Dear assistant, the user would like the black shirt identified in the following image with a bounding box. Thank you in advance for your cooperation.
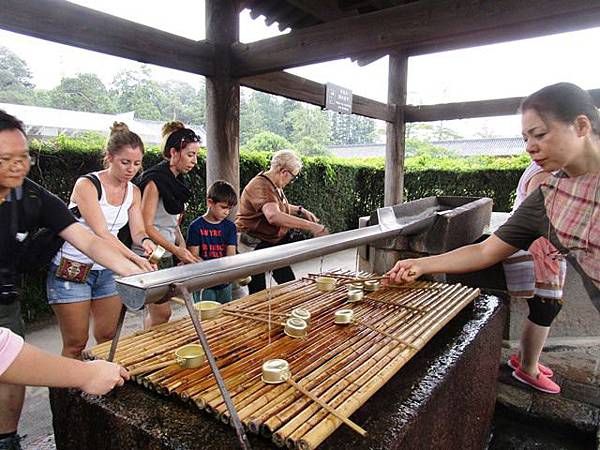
[0,178,77,270]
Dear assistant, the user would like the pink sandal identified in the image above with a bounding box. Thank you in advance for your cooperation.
[508,354,553,377]
[512,367,560,394]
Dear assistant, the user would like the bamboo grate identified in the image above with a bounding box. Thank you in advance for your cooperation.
[86,271,480,450]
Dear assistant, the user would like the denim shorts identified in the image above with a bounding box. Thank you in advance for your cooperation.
[47,264,118,304]
[193,284,233,304]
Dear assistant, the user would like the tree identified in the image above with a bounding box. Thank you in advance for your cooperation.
[159,79,205,124]
[46,73,116,113]
[329,112,376,144]
[294,136,330,157]
[0,46,35,104]
[405,122,462,141]
[110,67,168,121]
[287,106,331,146]
[239,90,298,145]
[405,138,458,158]
[245,131,291,153]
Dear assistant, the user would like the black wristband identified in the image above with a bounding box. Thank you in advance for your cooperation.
[141,236,152,245]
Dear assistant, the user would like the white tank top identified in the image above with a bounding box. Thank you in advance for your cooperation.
[53,172,134,270]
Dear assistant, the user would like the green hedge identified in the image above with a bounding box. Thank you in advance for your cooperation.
[20,138,528,321]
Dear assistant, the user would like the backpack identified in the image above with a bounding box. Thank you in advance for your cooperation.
[16,174,131,273]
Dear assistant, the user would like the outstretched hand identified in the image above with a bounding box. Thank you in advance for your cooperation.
[384,259,422,284]
[80,360,130,395]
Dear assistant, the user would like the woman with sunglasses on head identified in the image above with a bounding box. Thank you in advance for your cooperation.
[47,122,156,359]
[387,82,600,395]
[236,149,328,294]
[134,121,201,327]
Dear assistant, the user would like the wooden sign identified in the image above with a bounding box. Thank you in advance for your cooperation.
[325,82,352,114]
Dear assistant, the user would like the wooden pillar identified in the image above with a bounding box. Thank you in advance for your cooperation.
[205,0,240,197]
[384,51,408,206]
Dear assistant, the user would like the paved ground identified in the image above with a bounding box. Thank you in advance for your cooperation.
[15,246,600,449]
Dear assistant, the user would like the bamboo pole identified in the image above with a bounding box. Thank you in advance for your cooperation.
[286,378,366,437]
[83,275,480,449]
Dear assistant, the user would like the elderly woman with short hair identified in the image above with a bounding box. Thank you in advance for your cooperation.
[236,150,328,294]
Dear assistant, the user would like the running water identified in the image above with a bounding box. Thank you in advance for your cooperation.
[266,271,273,348]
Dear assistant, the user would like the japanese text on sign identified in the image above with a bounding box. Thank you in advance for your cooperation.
[325,82,352,114]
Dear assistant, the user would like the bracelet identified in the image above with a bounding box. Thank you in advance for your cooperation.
[298,206,304,215]
[141,236,152,245]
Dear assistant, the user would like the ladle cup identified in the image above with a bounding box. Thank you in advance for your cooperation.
[261,359,367,437]
[128,344,206,376]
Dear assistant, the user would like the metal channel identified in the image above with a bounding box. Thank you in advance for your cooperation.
[116,207,437,310]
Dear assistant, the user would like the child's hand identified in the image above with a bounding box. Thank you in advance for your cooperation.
[175,247,200,264]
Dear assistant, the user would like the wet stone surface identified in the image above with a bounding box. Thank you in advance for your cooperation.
[50,294,506,450]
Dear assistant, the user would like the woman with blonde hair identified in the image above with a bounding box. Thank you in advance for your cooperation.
[47,122,156,358]
[237,149,328,294]
[134,121,201,327]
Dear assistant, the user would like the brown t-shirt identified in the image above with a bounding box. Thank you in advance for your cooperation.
[236,173,291,243]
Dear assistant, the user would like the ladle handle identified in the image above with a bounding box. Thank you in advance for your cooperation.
[286,378,367,437]
[128,359,176,376]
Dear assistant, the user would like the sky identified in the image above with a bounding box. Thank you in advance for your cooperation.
[3,0,600,138]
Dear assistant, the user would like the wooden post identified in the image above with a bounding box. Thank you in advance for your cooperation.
[384,51,408,207]
[205,0,240,201]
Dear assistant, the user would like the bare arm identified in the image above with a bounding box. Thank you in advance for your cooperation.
[140,181,178,255]
[59,223,144,276]
[289,204,319,223]
[386,234,519,284]
[140,182,198,264]
[226,245,236,257]
[262,203,328,236]
[1,341,129,395]
[127,186,156,255]
[72,179,153,271]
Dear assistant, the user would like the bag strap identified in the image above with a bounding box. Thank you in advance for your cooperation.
[70,173,102,218]
[80,173,102,200]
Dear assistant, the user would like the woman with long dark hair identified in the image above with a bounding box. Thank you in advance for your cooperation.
[134,121,201,327]
[387,82,600,395]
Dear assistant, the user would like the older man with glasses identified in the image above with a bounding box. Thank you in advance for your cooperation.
[236,149,328,294]
[0,110,148,450]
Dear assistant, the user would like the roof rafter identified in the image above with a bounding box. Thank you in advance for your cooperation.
[232,0,600,76]
[0,0,215,77]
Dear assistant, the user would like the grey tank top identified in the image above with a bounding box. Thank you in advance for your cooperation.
[133,197,178,257]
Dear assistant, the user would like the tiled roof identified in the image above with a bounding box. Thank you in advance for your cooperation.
[328,137,525,158]
[0,103,206,145]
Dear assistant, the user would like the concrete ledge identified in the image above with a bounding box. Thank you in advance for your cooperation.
[50,294,506,450]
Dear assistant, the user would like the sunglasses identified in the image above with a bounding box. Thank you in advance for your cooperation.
[166,129,201,151]
[179,132,201,150]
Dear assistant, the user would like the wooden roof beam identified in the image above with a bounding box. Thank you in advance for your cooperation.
[241,71,394,122]
[232,0,600,76]
[404,89,600,123]
[285,0,356,22]
[0,0,215,77]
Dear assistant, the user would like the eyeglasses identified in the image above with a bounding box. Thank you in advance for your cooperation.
[0,153,31,169]
[285,169,299,183]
